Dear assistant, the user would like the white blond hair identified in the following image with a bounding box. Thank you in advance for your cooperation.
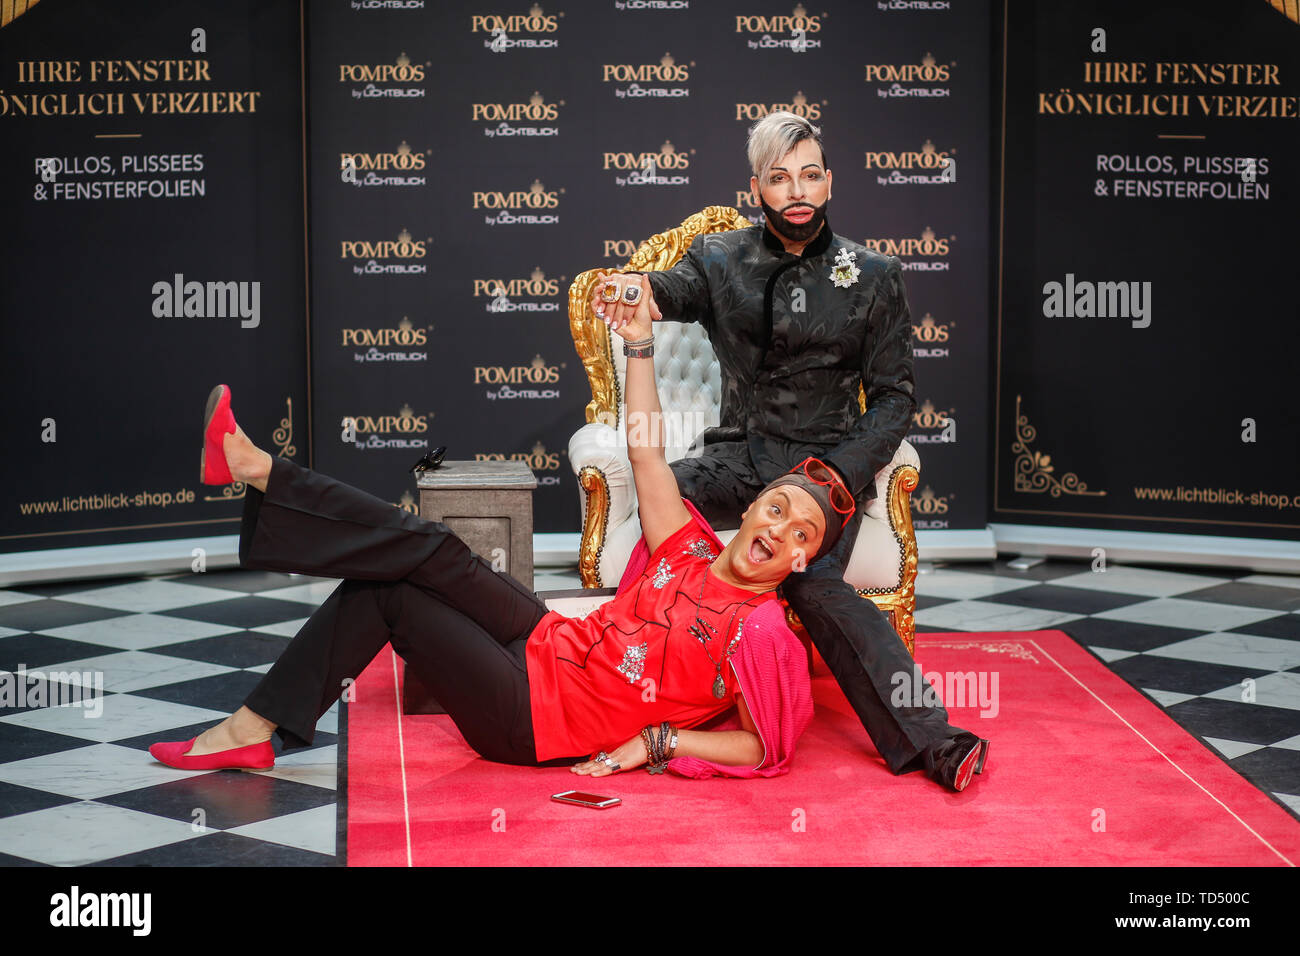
[746,111,826,181]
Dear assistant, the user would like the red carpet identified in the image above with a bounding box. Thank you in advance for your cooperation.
[345,631,1300,866]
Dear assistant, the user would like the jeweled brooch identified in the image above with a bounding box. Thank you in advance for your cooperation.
[830,247,862,289]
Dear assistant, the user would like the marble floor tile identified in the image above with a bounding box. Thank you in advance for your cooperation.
[915,600,1083,633]
[263,745,338,791]
[40,613,238,651]
[913,570,1039,601]
[0,743,215,800]
[1142,688,1197,708]
[248,618,311,638]
[1088,646,1136,663]
[1239,574,1300,591]
[1202,737,1264,760]
[1203,672,1300,712]
[255,581,340,607]
[1145,632,1300,673]
[0,691,226,744]
[1092,598,1278,633]
[0,800,208,866]
[227,803,337,856]
[59,579,246,614]
[1049,565,1230,598]
[40,650,236,694]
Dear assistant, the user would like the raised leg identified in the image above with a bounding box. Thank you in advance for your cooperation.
[239,455,547,642]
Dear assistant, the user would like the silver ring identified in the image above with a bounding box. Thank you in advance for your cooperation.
[622,284,642,306]
[594,751,608,763]
[604,757,620,771]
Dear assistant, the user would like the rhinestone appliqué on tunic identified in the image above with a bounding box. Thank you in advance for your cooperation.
[728,619,745,656]
[682,538,718,561]
[615,641,648,683]
[651,558,674,589]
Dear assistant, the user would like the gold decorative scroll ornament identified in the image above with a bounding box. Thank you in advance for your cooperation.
[1011,395,1105,498]
[203,395,295,501]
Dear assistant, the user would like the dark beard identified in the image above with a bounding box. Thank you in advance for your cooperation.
[760,196,828,244]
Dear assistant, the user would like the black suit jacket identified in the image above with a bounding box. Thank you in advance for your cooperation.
[645,220,916,500]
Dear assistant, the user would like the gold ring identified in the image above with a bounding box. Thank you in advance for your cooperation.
[599,280,620,303]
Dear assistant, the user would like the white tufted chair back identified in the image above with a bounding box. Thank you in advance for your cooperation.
[611,321,721,463]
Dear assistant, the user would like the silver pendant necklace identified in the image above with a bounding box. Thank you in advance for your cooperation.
[687,567,760,699]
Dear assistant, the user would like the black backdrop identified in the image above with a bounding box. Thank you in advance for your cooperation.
[0,0,308,553]
[16,1,1289,557]
[994,0,1299,541]
[306,0,992,534]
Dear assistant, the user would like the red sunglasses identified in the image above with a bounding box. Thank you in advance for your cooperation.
[793,457,855,529]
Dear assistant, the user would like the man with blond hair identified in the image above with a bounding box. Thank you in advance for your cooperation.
[592,112,988,791]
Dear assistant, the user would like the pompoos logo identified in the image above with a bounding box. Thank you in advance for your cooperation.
[864,51,953,99]
[735,89,822,121]
[474,354,563,401]
[605,140,693,187]
[342,315,431,363]
[862,226,952,272]
[605,52,692,99]
[340,141,429,188]
[475,90,563,138]
[341,140,428,172]
[340,51,428,99]
[474,179,562,225]
[343,404,433,451]
[476,266,563,314]
[867,139,957,187]
[911,313,951,358]
[340,228,430,276]
[473,3,561,52]
[736,3,822,51]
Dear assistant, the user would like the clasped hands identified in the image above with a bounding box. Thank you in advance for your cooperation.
[590,271,661,344]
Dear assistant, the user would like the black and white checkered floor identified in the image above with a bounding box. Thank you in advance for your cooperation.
[0,557,1297,866]
[0,569,344,867]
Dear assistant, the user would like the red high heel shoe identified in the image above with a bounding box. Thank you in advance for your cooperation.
[201,384,238,485]
[149,736,275,771]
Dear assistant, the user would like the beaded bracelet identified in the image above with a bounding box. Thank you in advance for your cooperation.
[623,336,654,360]
[644,724,667,774]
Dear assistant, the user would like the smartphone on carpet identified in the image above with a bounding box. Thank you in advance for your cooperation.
[551,790,621,809]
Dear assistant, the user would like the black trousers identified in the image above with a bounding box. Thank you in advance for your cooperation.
[670,443,963,774]
[238,457,577,766]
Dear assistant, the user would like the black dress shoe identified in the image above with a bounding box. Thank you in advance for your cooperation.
[927,732,987,792]
[975,737,990,775]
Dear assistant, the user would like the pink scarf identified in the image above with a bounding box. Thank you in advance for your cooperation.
[617,501,814,778]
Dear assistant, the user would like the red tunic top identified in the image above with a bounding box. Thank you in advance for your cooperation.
[525,519,777,761]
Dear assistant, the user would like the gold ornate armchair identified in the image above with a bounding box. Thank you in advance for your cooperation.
[566,206,922,654]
